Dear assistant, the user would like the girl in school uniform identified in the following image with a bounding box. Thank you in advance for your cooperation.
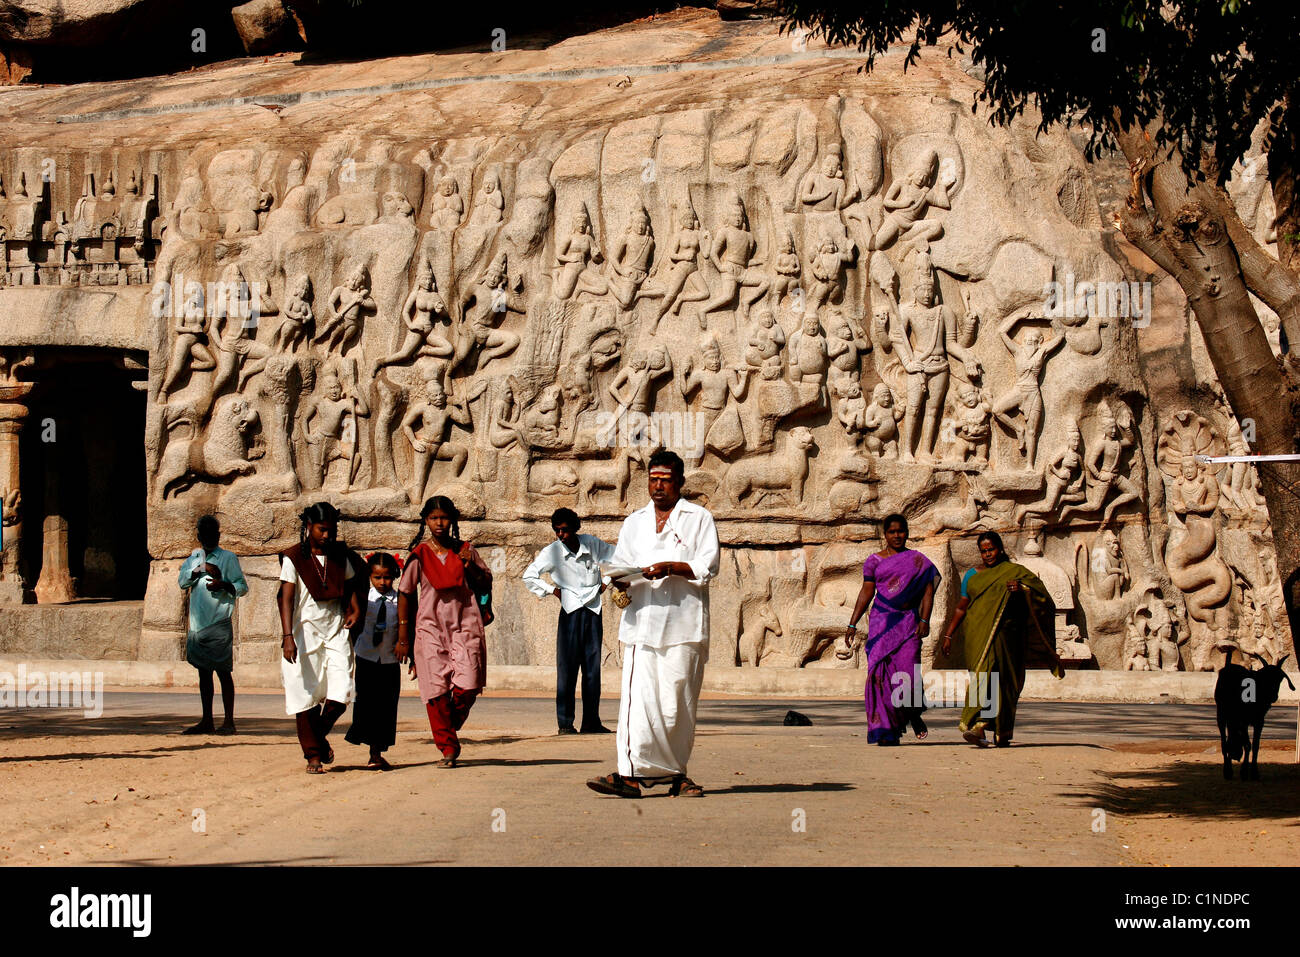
[346,552,403,770]
[277,502,361,774]
[394,496,493,768]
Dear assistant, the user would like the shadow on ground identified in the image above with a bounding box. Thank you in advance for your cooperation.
[1069,754,1300,823]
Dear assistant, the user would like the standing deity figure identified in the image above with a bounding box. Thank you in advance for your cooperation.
[770,229,802,309]
[1014,417,1087,524]
[678,336,750,458]
[373,269,453,375]
[744,308,786,376]
[872,148,955,254]
[1086,529,1128,601]
[833,378,868,442]
[1059,402,1142,527]
[608,346,673,416]
[647,202,711,331]
[318,265,375,357]
[890,260,980,462]
[861,383,902,458]
[789,313,830,395]
[1126,588,1182,672]
[799,148,860,212]
[273,273,313,353]
[210,263,275,397]
[991,313,1064,468]
[826,310,871,387]
[702,196,769,325]
[455,252,524,372]
[158,284,215,401]
[429,175,464,232]
[947,385,992,465]
[302,365,371,490]
[806,234,857,313]
[607,205,656,310]
[469,169,504,226]
[552,205,606,301]
[1156,411,1232,665]
[401,376,477,502]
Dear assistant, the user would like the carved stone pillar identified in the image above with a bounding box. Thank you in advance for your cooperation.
[34,453,77,604]
[0,386,33,603]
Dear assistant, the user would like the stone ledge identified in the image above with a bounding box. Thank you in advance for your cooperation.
[2,657,1294,704]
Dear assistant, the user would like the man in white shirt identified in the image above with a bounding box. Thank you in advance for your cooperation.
[587,450,720,799]
[523,508,615,734]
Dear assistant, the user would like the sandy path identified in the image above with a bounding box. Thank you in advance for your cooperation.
[1,692,1294,866]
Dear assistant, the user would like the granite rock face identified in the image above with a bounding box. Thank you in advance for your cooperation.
[0,9,1289,675]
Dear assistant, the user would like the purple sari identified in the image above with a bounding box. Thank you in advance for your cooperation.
[862,549,940,743]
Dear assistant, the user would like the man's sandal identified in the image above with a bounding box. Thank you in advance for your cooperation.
[586,773,641,798]
[669,776,704,797]
[306,762,326,774]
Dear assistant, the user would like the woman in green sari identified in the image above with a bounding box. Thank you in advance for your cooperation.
[939,531,1057,747]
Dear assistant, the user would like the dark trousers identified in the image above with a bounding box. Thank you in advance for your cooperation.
[556,606,603,731]
[295,699,347,761]
[345,657,400,752]
[425,686,479,758]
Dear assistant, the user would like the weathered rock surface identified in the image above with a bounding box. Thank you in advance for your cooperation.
[0,9,1290,678]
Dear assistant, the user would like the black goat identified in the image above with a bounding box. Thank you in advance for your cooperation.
[1214,651,1295,780]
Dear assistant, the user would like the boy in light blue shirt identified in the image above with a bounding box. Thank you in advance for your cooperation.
[178,515,248,735]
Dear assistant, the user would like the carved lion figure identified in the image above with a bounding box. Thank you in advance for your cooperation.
[156,395,260,499]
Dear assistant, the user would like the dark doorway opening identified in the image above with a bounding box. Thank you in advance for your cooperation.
[19,351,148,601]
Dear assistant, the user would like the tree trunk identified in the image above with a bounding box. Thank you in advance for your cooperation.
[1115,125,1300,656]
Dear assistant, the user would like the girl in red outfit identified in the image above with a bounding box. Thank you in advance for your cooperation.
[395,496,493,768]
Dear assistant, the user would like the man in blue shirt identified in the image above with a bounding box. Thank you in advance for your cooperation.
[523,508,615,734]
[178,515,248,735]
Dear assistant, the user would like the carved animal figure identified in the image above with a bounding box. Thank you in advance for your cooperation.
[723,426,815,506]
[579,447,644,506]
[528,461,580,496]
[156,395,260,499]
[738,591,783,666]
[1214,651,1294,780]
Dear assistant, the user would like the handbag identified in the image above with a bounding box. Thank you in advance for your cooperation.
[460,543,494,626]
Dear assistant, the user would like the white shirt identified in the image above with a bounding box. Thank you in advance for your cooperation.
[523,534,616,614]
[611,497,720,652]
[354,584,399,664]
[279,555,356,655]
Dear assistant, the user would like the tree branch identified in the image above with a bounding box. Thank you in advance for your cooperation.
[1216,184,1300,351]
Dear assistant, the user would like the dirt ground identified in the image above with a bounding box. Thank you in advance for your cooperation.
[0,690,1296,866]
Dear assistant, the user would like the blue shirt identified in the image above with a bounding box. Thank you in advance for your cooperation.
[179,547,248,633]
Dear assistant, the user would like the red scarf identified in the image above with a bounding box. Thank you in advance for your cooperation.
[281,542,347,601]
[413,541,467,590]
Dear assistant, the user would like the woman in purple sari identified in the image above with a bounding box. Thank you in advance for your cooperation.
[839,513,939,745]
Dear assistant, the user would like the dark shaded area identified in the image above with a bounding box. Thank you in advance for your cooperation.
[6,1,718,85]
[3,0,248,84]
[19,352,147,601]
[1068,758,1300,823]
[705,781,853,794]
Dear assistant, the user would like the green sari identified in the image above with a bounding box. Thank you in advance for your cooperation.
[958,560,1056,741]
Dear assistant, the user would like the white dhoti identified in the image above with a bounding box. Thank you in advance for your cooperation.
[280,633,353,715]
[616,641,705,779]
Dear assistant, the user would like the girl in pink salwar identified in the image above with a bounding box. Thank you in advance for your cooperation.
[395,496,493,768]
